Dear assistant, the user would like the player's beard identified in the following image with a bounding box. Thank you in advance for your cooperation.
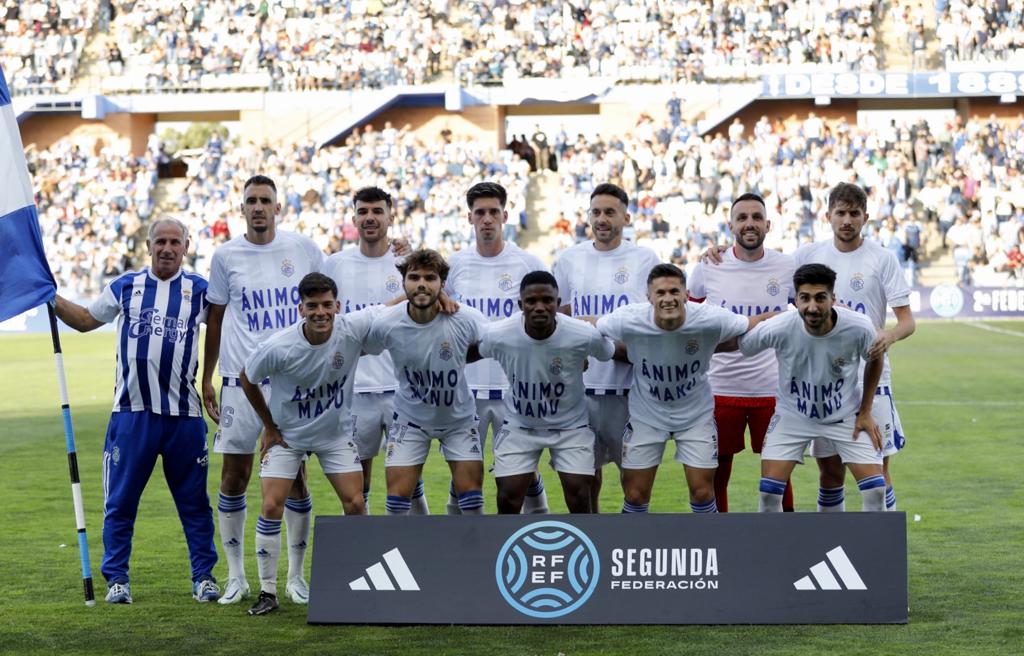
[736,228,765,251]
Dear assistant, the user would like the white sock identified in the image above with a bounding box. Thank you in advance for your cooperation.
[255,516,282,595]
[457,490,485,515]
[283,496,311,582]
[410,480,430,515]
[521,475,550,514]
[817,485,846,513]
[385,495,411,516]
[858,475,887,511]
[446,480,461,515]
[217,492,247,580]
[758,477,785,512]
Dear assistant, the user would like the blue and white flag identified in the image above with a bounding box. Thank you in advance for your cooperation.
[0,65,56,323]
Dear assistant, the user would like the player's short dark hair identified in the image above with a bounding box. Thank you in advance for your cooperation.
[647,263,685,286]
[519,270,558,295]
[590,183,629,208]
[298,272,338,299]
[243,174,277,194]
[397,249,449,282]
[793,263,836,292]
[353,186,393,208]
[466,181,507,209]
[827,182,867,213]
[730,192,766,215]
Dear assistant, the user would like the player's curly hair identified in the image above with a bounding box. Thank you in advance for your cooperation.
[353,186,393,208]
[827,182,867,213]
[397,249,449,282]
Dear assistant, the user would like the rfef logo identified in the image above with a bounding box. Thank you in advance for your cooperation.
[495,521,599,619]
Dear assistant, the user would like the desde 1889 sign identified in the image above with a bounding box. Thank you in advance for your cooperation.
[307,513,908,625]
[762,70,1024,99]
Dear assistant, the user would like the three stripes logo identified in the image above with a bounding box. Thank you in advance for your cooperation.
[793,546,867,591]
[349,548,420,591]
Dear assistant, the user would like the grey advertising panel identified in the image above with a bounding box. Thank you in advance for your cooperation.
[308,513,907,625]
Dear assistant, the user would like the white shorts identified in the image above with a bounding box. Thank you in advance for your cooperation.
[260,440,362,478]
[763,412,883,465]
[384,415,483,467]
[492,423,596,477]
[811,387,905,458]
[350,392,395,460]
[621,417,719,470]
[213,380,269,455]
[474,397,507,449]
[587,393,630,467]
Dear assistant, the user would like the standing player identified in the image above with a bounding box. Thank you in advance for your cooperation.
[363,249,487,515]
[239,273,368,616]
[202,175,325,606]
[552,183,661,511]
[597,264,764,514]
[445,181,550,514]
[480,271,616,513]
[739,264,888,512]
[794,183,915,512]
[54,218,219,603]
[688,193,796,512]
[321,187,429,515]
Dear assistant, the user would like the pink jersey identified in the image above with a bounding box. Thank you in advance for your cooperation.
[688,248,795,397]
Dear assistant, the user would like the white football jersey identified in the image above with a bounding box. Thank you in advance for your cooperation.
[322,247,403,393]
[364,302,486,429]
[739,307,876,423]
[244,309,374,451]
[480,313,615,429]
[597,302,748,431]
[688,248,795,397]
[445,243,548,394]
[552,240,661,391]
[207,231,325,377]
[793,239,911,386]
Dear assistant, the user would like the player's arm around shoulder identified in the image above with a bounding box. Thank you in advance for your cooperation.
[735,309,787,357]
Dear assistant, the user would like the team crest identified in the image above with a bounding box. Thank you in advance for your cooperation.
[111,446,121,465]
[766,277,781,296]
[281,259,296,277]
[831,356,848,376]
[183,290,192,302]
[850,273,865,291]
[498,273,515,292]
[549,357,564,376]
[332,351,344,369]
[685,339,700,355]
[385,275,401,294]
[613,267,630,284]
[439,341,454,361]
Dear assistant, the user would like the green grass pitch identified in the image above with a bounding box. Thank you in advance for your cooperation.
[0,321,1021,655]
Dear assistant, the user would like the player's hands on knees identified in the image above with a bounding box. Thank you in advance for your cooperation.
[437,290,460,314]
[853,410,883,451]
[701,244,728,265]
[202,381,220,424]
[260,427,289,461]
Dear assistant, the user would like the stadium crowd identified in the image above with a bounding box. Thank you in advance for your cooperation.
[169,123,530,276]
[1,0,95,94]
[935,0,1024,65]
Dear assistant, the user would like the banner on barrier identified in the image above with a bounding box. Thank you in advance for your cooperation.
[906,284,1024,319]
[308,513,908,625]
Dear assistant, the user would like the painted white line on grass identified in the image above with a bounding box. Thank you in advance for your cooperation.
[962,322,1024,338]
[898,400,1020,406]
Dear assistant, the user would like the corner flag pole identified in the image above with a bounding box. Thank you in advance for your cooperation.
[47,301,96,606]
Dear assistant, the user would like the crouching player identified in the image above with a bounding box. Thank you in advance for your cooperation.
[739,264,888,512]
[597,264,771,514]
[239,273,369,615]
[479,271,617,513]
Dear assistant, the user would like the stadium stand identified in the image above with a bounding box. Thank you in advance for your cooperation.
[936,0,1024,66]
[1,0,96,94]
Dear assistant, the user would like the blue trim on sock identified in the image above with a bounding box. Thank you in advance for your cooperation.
[857,475,887,491]
[385,495,412,513]
[526,477,545,496]
[817,485,845,506]
[885,486,896,508]
[412,480,426,498]
[284,496,312,513]
[457,490,484,511]
[759,477,787,495]
[621,500,649,513]
[256,516,282,536]
[217,492,246,513]
[691,499,718,513]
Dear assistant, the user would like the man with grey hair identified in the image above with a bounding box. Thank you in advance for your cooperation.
[53,216,220,604]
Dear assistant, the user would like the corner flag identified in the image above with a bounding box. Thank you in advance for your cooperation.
[0,64,56,322]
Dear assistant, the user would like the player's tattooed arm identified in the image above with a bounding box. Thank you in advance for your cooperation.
[202,303,226,423]
[853,353,885,450]
[52,295,104,332]
[868,305,916,359]
[240,369,289,457]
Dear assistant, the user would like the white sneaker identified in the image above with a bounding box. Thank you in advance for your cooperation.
[105,582,132,604]
[286,577,309,604]
[217,577,250,605]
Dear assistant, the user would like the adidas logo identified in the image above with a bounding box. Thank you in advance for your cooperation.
[256,548,270,558]
[349,548,420,591]
[793,546,866,591]
[225,538,240,547]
